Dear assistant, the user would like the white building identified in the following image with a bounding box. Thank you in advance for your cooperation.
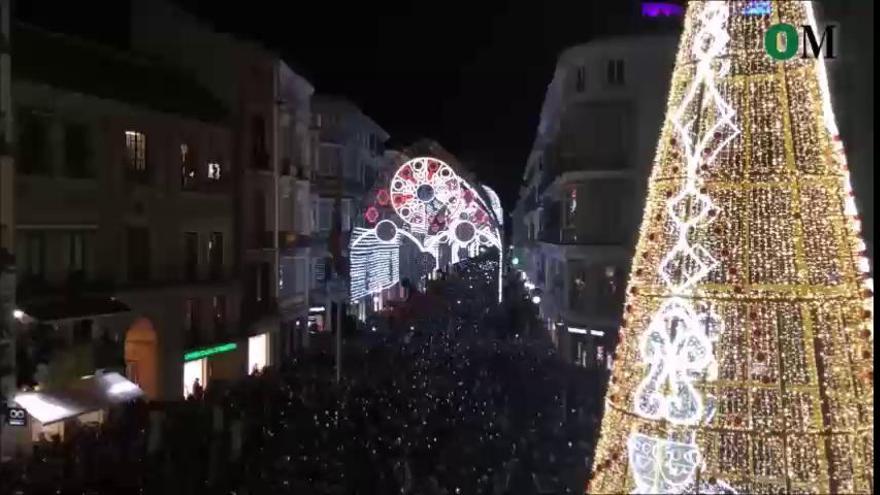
[513,33,677,368]
[309,96,389,331]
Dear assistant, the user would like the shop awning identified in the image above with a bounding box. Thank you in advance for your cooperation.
[18,296,130,322]
[13,372,144,424]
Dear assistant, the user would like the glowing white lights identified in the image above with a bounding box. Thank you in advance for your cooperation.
[531,295,541,305]
[350,227,402,301]
[568,327,588,335]
[628,433,702,494]
[627,2,734,492]
[351,156,504,303]
[14,393,76,424]
[12,309,25,320]
[107,381,141,396]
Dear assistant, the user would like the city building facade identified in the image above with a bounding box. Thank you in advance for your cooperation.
[130,0,315,368]
[10,22,240,419]
[309,96,388,331]
[512,34,677,369]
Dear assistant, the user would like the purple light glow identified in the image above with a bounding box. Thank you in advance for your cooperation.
[642,2,684,18]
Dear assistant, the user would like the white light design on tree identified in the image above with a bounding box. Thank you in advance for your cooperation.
[627,3,738,494]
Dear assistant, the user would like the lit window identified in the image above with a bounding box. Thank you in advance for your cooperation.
[125,131,146,171]
[208,162,222,181]
[181,143,196,189]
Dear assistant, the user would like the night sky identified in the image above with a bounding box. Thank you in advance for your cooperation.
[15,0,646,210]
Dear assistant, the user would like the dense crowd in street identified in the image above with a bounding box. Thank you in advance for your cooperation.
[1,254,610,494]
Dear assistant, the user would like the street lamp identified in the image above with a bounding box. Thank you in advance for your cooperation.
[531,295,541,305]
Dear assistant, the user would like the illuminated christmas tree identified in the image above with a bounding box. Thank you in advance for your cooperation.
[588,2,873,494]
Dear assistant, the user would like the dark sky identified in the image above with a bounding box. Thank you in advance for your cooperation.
[15,0,649,210]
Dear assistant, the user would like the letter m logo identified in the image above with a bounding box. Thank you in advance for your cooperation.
[802,24,837,59]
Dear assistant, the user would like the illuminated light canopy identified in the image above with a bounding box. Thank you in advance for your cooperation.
[183,342,237,362]
[352,156,504,303]
[589,2,874,495]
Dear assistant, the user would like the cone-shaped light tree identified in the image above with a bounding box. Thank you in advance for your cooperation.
[588,2,873,494]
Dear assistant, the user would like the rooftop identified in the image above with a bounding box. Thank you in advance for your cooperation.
[12,23,228,123]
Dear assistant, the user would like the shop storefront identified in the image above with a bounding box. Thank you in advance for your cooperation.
[248,333,269,374]
[182,342,237,398]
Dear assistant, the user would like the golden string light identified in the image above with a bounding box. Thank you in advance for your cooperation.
[588,2,873,494]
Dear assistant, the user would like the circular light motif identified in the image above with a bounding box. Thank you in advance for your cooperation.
[375,220,398,243]
[390,157,464,232]
[454,222,476,243]
[417,184,436,202]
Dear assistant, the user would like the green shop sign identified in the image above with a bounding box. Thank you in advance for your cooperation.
[184,342,237,362]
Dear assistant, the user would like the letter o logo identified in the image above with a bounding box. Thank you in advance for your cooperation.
[765,23,798,60]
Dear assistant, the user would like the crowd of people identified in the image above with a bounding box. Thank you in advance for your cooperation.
[1,253,610,494]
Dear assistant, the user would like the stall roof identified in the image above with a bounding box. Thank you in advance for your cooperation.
[18,296,130,322]
[14,372,143,424]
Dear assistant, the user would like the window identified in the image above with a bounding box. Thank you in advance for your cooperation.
[341,199,352,232]
[21,232,46,278]
[294,184,311,234]
[311,199,319,232]
[575,66,586,92]
[257,262,271,303]
[294,258,308,293]
[125,131,147,175]
[252,115,268,169]
[184,298,200,335]
[318,145,341,176]
[212,295,226,333]
[181,143,197,189]
[318,199,333,231]
[184,232,198,282]
[18,112,49,175]
[254,191,267,246]
[68,232,86,274]
[606,59,625,86]
[208,232,224,280]
[65,123,93,178]
[208,161,222,181]
[563,187,578,229]
[313,258,325,287]
[127,227,150,282]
